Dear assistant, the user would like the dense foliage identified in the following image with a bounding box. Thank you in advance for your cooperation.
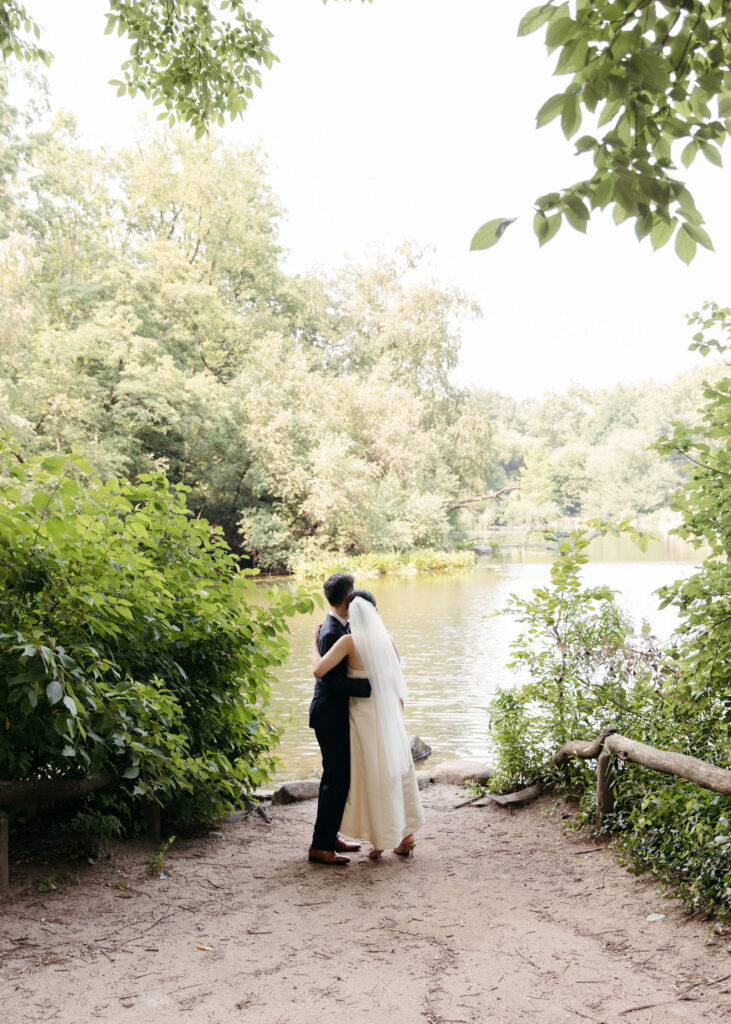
[7,2,731,261]
[476,0,731,261]
[1,1,276,133]
[488,358,731,914]
[488,523,657,792]
[0,441,313,825]
[0,73,717,571]
[475,364,724,525]
[0,72,496,570]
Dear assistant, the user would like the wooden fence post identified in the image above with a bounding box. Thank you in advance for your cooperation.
[595,747,615,825]
[144,799,161,844]
[0,810,9,896]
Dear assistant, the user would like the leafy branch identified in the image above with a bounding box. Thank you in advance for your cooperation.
[473,0,731,262]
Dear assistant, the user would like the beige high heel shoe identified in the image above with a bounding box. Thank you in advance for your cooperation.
[393,835,415,857]
[368,847,383,862]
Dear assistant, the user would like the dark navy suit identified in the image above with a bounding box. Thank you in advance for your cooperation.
[309,613,371,851]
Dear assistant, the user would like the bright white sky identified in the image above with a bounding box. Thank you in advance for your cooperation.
[17,0,731,398]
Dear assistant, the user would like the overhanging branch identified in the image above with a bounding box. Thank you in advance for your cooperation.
[447,485,519,513]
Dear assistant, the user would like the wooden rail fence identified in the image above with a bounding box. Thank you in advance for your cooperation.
[472,727,731,818]
[0,766,160,896]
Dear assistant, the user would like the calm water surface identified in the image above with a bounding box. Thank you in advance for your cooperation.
[270,534,703,780]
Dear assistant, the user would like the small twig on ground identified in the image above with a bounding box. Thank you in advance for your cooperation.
[617,971,731,1017]
[513,945,541,971]
[256,804,272,824]
[454,794,484,809]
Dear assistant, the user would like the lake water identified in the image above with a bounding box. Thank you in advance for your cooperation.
[269,533,704,780]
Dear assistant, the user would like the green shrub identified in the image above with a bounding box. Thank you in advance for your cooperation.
[487,521,731,913]
[0,439,314,828]
[608,775,731,914]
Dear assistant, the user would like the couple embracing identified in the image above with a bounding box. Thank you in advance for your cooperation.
[307,572,425,865]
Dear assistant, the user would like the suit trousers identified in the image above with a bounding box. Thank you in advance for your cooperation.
[311,727,351,851]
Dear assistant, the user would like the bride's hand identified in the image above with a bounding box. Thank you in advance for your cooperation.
[313,623,322,640]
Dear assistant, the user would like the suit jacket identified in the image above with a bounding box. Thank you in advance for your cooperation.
[308,613,371,732]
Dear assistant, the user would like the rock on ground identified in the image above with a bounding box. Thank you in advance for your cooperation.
[429,757,493,785]
[271,779,320,804]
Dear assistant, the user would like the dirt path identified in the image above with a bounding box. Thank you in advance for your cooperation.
[2,785,730,1024]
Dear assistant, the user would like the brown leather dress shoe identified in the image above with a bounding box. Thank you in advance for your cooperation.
[308,847,350,865]
[334,837,361,853]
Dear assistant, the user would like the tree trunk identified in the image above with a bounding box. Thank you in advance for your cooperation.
[0,811,8,896]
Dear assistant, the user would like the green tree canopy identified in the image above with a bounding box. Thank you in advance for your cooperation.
[0,1,374,134]
[472,0,731,262]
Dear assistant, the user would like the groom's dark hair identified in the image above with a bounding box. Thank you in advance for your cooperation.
[323,572,354,607]
[348,588,376,608]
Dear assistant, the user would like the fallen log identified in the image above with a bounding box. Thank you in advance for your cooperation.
[475,783,542,808]
[484,727,731,819]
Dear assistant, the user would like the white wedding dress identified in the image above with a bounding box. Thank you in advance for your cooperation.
[340,667,425,849]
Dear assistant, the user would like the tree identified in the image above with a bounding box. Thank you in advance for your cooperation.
[472,0,731,262]
[0,75,500,569]
[1,1,275,134]
[0,1,374,134]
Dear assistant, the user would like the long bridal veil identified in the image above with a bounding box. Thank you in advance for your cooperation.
[349,597,411,779]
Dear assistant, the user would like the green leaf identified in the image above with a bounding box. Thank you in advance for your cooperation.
[539,212,561,245]
[681,140,698,167]
[700,142,723,167]
[564,206,587,232]
[41,455,67,473]
[31,491,52,511]
[46,517,68,542]
[561,93,581,138]
[123,764,141,779]
[469,217,517,251]
[518,4,555,36]
[684,222,714,251]
[650,218,676,251]
[675,225,697,264]
[62,695,78,717]
[534,211,549,241]
[545,14,574,49]
[536,93,565,128]
[46,680,63,705]
[555,39,588,75]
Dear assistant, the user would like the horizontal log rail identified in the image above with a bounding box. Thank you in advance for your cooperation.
[477,727,731,821]
[0,764,160,897]
[0,766,124,807]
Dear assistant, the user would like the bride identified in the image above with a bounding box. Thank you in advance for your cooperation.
[312,589,425,860]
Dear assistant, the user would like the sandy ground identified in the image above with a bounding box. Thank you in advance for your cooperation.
[2,785,731,1024]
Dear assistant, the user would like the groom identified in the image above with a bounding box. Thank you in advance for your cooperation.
[308,572,371,865]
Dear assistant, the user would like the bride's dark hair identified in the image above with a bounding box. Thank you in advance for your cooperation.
[348,588,376,608]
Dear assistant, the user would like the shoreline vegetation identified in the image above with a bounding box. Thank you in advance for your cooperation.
[285,512,688,581]
[290,548,478,580]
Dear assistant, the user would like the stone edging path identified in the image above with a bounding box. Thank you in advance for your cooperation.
[2,786,730,1024]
